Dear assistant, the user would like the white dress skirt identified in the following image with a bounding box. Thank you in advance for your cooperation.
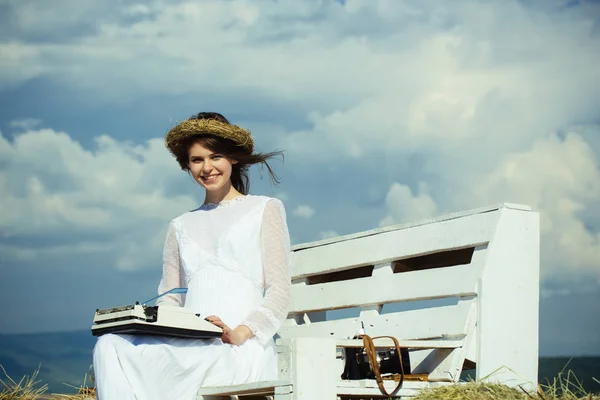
[93,195,291,400]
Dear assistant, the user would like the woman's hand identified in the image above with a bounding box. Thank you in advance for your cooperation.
[205,315,253,346]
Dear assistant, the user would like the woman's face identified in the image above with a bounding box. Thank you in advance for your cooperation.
[187,141,236,193]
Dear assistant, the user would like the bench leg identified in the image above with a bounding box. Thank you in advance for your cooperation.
[278,337,338,399]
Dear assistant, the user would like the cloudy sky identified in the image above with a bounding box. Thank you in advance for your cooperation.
[1,0,599,357]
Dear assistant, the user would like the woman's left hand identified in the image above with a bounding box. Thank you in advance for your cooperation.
[205,315,253,346]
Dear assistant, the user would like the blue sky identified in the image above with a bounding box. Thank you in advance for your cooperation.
[0,0,599,357]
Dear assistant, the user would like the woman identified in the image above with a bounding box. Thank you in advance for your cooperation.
[93,112,291,400]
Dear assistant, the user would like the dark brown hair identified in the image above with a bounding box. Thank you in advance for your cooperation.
[172,112,283,195]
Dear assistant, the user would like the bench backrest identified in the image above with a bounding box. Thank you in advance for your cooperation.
[279,203,539,389]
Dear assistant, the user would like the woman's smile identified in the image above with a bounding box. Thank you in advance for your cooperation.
[200,174,221,183]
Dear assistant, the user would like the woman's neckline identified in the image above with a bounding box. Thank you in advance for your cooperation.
[200,195,249,210]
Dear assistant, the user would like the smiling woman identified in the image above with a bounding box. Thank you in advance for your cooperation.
[91,112,291,400]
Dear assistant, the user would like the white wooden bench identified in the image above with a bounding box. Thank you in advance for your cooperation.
[198,203,540,399]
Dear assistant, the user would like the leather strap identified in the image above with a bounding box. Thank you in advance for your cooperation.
[360,334,404,398]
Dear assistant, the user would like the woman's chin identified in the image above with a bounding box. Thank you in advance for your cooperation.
[199,181,225,192]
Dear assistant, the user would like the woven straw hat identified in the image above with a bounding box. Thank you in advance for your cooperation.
[165,118,254,156]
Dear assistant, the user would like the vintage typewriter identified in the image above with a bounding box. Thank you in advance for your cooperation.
[91,288,222,339]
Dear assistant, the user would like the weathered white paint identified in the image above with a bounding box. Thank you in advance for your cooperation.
[197,203,540,399]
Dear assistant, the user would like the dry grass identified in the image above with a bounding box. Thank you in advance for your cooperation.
[536,367,600,400]
[0,365,47,400]
[48,387,95,400]
[413,366,600,400]
[414,382,525,400]
[47,374,95,400]
[0,367,94,400]
[413,380,600,400]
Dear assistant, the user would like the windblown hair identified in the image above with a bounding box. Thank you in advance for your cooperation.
[170,112,283,195]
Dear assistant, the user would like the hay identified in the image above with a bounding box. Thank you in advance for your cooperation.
[411,379,600,400]
[538,367,600,400]
[413,381,526,400]
[0,366,95,400]
[48,387,95,400]
[165,118,254,155]
[0,365,47,400]
[47,374,95,400]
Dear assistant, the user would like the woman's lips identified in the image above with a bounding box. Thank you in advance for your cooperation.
[201,174,220,183]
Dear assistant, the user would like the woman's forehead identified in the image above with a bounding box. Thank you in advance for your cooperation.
[188,142,215,155]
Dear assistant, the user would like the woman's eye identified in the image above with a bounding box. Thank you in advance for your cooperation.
[212,155,222,160]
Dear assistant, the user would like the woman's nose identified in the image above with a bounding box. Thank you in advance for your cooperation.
[202,159,212,173]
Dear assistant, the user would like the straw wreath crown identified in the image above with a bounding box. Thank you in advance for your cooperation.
[165,118,254,155]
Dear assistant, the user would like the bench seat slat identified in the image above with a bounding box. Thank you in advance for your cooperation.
[336,338,463,349]
[197,380,292,396]
[337,379,452,396]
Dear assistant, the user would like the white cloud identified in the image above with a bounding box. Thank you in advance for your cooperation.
[471,128,600,284]
[2,0,594,113]
[380,183,438,226]
[0,127,196,271]
[292,205,315,219]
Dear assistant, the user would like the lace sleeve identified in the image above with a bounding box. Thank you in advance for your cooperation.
[156,221,185,307]
[241,199,291,345]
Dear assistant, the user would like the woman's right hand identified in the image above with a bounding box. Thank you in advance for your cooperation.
[204,315,253,346]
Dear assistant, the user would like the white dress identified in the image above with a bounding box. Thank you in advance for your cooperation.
[92,195,291,400]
